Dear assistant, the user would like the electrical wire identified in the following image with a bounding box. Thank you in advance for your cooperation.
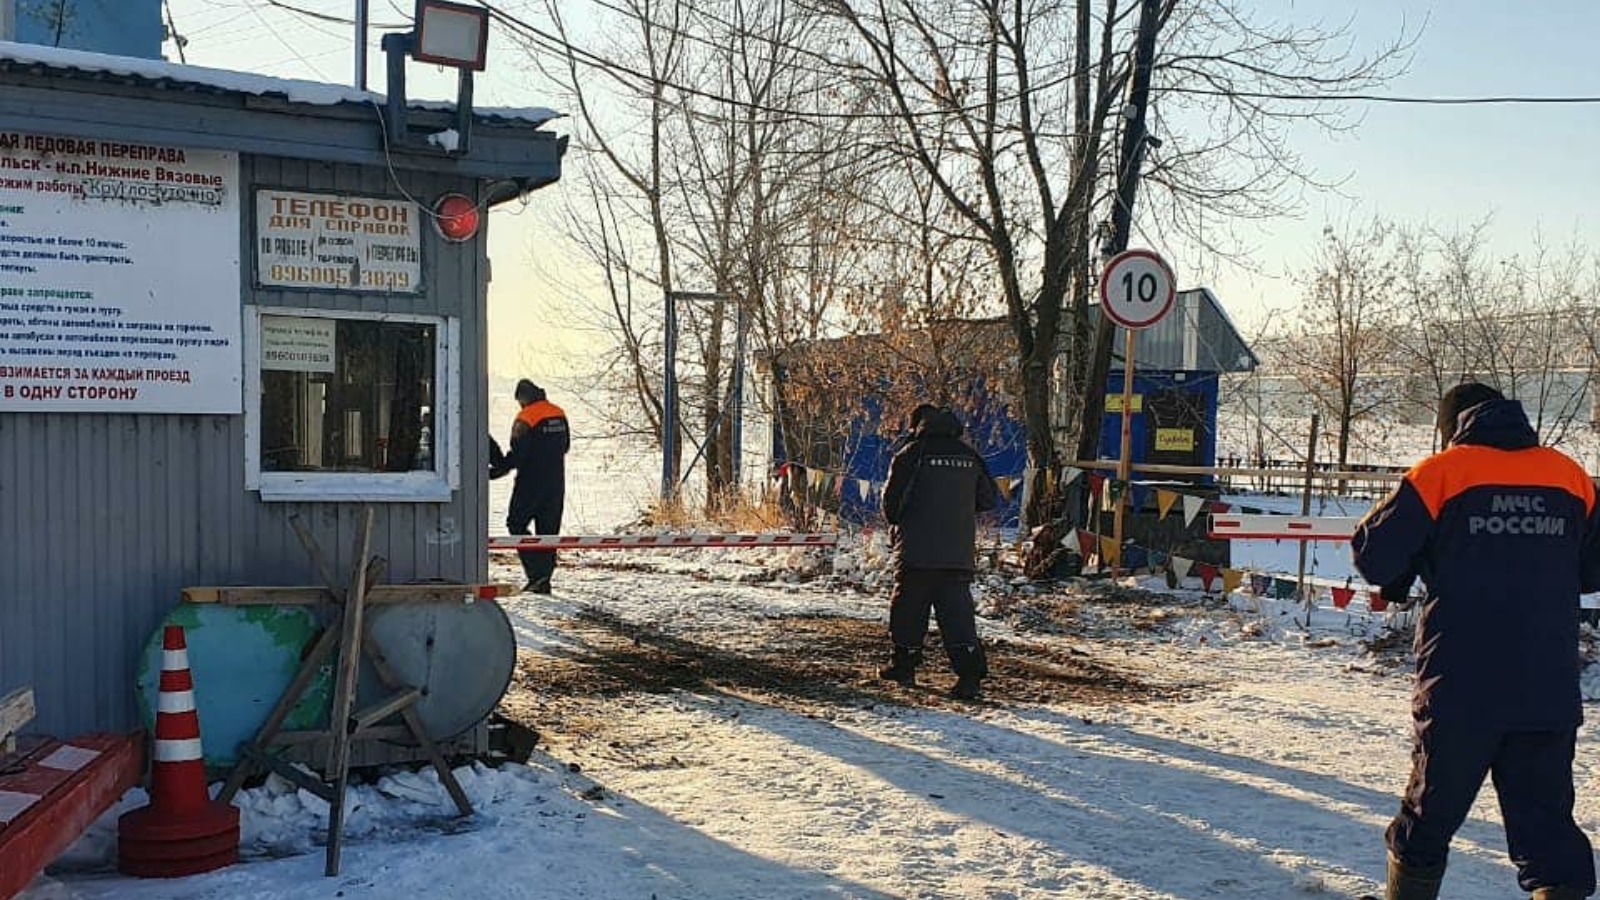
[477,0,1097,122]
[1168,87,1600,106]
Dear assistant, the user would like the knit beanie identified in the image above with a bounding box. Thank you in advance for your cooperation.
[1437,382,1504,444]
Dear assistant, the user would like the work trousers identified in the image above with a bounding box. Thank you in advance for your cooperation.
[1387,718,1594,894]
[889,569,982,673]
[508,491,564,586]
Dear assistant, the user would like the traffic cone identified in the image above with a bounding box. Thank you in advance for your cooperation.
[118,625,240,877]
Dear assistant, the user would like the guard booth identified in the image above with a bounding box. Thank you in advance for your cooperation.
[0,38,563,760]
[1092,288,1258,478]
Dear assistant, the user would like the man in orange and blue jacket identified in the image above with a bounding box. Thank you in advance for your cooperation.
[496,379,570,594]
[1353,383,1600,900]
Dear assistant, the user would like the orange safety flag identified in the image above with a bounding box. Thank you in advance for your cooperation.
[1222,568,1245,594]
[1157,489,1179,519]
[1099,535,1121,568]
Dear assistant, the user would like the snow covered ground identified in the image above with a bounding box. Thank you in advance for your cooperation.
[24,545,1600,900]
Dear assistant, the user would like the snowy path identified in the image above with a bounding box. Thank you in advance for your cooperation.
[23,559,1600,899]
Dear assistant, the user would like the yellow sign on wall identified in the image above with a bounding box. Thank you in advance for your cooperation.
[1104,394,1143,413]
[1155,428,1195,452]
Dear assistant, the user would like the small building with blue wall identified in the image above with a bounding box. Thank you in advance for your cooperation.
[766,288,1256,528]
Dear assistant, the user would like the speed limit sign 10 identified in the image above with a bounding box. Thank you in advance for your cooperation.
[1100,249,1176,330]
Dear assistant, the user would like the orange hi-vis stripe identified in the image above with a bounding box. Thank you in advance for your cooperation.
[516,400,565,430]
[1406,444,1596,519]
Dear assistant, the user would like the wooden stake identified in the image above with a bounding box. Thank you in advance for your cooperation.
[324,507,374,877]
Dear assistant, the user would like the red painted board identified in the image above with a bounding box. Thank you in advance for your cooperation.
[0,732,143,900]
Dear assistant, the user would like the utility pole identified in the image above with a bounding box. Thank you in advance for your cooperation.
[354,0,369,90]
[1073,0,1163,524]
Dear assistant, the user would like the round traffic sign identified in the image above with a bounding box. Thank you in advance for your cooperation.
[1100,249,1176,330]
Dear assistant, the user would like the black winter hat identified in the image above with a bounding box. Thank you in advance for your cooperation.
[1437,382,1504,444]
[515,379,546,403]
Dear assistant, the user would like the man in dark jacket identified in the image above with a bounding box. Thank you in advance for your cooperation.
[1352,383,1600,900]
[499,379,570,594]
[879,405,999,700]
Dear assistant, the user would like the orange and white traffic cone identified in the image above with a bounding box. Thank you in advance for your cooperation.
[118,625,240,877]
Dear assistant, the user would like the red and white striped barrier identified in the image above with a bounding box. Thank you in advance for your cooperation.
[488,533,840,552]
[1207,514,1360,541]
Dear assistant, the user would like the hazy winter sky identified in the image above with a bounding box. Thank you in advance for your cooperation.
[160,0,1599,379]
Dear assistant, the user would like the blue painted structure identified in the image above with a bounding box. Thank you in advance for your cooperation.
[1096,369,1222,483]
[832,387,1028,528]
[14,0,163,59]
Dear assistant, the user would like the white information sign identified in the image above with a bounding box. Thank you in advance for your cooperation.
[261,315,336,373]
[1100,249,1176,331]
[0,131,241,413]
[256,189,421,294]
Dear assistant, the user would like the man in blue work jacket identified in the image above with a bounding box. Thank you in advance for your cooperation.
[1353,383,1600,900]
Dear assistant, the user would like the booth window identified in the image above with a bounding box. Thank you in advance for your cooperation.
[247,309,458,501]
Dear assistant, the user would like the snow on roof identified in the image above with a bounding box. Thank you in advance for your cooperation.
[0,40,560,128]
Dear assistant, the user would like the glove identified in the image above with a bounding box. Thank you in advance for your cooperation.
[1380,579,1416,610]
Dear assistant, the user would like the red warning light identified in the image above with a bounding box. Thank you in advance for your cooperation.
[433,193,479,242]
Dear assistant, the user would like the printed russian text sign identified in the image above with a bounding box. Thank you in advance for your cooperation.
[0,131,241,413]
[261,315,336,373]
[256,190,421,293]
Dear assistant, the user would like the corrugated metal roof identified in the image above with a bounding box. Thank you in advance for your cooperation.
[1089,288,1258,373]
[0,40,561,127]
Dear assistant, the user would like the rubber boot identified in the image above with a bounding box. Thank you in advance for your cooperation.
[1530,888,1589,900]
[948,644,987,701]
[1385,855,1445,900]
[879,646,923,687]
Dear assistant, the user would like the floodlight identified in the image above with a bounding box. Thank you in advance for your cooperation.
[413,0,489,71]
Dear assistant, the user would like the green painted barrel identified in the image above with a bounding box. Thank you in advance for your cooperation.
[135,604,332,769]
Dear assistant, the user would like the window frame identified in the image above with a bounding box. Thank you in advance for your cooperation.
[243,305,461,502]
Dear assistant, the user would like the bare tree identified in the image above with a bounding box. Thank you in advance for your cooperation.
[816,0,1408,524]
[1279,220,1399,472]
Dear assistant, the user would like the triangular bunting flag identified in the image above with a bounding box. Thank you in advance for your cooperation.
[1157,489,1179,519]
[1197,562,1220,592]
[1147,549,1169,570]
[1210,500,1232,514]
[1171,556,1195,579]
[997,477,1015,502]
[1183,494,1206,526]
[1099,535,1121,568]
[1087,472,1106,496]
[858,479,872,502]
[1076,529,1097,559]
[1368,590,1389,613]
[1222,568,1245,594]
[1060,466,1084,486]
[1061,528,1078,551]
[809,468,826,490]
[1331,586,1354,609]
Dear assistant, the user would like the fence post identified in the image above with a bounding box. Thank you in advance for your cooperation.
[1297,414,1321,626]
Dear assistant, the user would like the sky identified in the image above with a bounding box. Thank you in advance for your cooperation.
[148,0,1600,377]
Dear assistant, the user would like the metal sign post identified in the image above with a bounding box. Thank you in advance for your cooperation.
[1100,249,1176,572]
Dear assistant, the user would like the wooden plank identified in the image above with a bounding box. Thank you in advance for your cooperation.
[0,733,142,900]
[324,507,374,877]
[239,745,333,802]
[0,688,34,748]
[274,725,412,746]
[216,620,340,805]
[352,688,419,735]
[363,629,473,817]
[181,583,512,606]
